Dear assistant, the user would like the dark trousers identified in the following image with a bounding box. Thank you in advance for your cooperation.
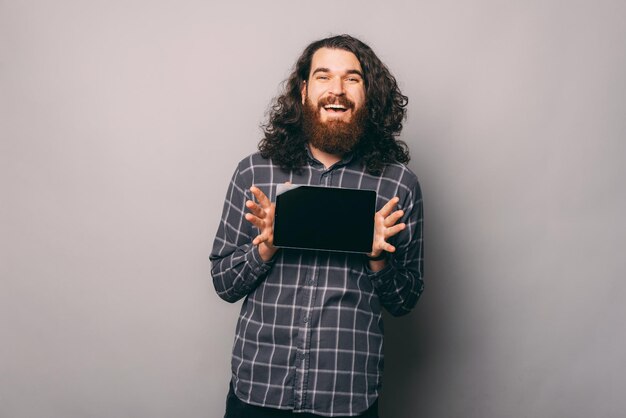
[224,382,379,418]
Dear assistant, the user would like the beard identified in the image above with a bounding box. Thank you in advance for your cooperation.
[302,96,366,156]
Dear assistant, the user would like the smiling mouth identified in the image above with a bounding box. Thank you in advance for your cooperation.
[323,104,349,113]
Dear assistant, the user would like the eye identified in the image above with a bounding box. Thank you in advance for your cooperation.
[346,76,361,83]
[316,74,330,80]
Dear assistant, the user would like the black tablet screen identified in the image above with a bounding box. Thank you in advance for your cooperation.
[273,185,376,253]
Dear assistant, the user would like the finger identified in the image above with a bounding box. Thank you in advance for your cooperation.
[253,229,274,246]
[267,203,276,225]
[384,209,404,227]
[246,200,265,218]
[371,232,388,252]
[384,223,406,239]
[252,234,267,246]
[378,197,400,218]
[245,213,265,230]
[372,238,396,255]
[250,186,271,208]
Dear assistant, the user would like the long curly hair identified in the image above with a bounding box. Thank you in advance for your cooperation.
[259,34,410,175]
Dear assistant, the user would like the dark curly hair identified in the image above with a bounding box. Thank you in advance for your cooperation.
[259,34,410,175]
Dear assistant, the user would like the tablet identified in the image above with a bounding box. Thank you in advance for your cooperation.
[273,184,376,253]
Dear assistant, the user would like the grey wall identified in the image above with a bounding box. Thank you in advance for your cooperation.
[2,1,625,417]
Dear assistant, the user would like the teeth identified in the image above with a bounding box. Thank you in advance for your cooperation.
[324,104,347,110]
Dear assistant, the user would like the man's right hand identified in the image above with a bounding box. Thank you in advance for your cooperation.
[244,186,278,262]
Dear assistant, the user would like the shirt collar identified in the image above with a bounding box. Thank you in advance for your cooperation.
[305,144,355,169]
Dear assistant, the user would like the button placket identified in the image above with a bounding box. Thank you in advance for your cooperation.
[292,254,319,410]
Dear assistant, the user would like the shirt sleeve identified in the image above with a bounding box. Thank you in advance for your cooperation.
[210,163,275,303]
[367,177,424,316]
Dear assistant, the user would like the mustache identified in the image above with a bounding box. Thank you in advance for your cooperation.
[317,96,355,110]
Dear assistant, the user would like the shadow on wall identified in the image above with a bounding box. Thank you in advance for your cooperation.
[379,190,471,418]
[380,288,442,417]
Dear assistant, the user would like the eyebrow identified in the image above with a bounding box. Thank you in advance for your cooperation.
[311,67,364,78]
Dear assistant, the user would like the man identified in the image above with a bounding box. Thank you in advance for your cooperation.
[211,35,423,417]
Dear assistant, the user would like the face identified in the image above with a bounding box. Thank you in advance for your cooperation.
[301,48,366,124]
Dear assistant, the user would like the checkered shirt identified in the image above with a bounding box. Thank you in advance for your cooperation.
[210,150,424,416]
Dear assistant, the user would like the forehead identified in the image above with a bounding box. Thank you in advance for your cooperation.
[308,48,363,77]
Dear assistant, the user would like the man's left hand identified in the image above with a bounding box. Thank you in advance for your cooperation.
[369,196,405,260]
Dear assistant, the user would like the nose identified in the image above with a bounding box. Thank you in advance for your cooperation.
[328,77,345,96]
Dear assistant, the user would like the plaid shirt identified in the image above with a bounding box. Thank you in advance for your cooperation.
[210,150,424,416]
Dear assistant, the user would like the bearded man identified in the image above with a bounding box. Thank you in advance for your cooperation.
[211,35,424,418]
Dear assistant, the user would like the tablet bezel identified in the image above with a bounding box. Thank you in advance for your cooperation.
[273,184,377,254]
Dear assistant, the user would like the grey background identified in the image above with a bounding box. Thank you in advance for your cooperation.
[2,1,625,417]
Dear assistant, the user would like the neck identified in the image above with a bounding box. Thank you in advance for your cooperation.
[308,144,343,169]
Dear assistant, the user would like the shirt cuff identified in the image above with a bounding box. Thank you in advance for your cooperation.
[248,244,276,271]
[365,258,394,278]
[365,257,398,291]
